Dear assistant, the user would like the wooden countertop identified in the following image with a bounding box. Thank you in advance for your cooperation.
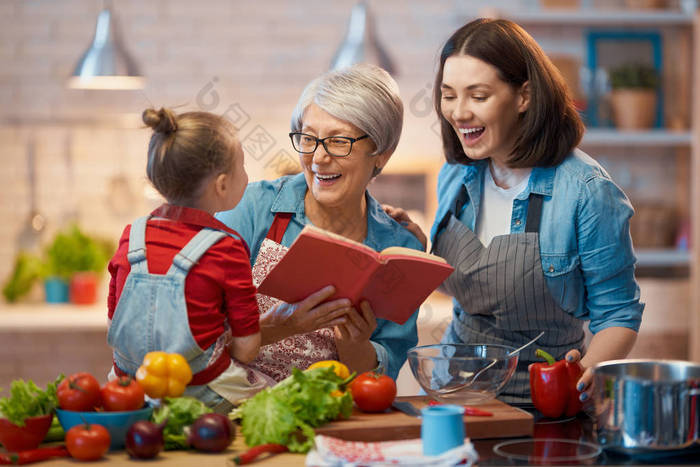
[9,396,532,466]
[32,437,303,466]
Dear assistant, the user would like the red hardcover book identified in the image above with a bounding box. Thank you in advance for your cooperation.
[257,225,454,325]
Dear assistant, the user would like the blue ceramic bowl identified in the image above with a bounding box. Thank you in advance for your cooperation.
[55,407,153,450]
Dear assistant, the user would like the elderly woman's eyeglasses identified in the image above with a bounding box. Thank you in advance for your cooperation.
[289,132,369,157]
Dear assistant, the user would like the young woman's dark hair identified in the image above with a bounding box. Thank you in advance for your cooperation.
[142,108,237,205]
[433,18,584,167]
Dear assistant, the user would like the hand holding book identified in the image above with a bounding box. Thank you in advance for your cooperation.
[257,225,454,324]
[260,285,351,344]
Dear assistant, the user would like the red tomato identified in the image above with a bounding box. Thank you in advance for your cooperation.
[65,423,110,461]
[350,371,397,413]
[57,372,102,412]
[100,377,145,412]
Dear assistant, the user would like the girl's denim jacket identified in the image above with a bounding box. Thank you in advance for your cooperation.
[430,149,644,334]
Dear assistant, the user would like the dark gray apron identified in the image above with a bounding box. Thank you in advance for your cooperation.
[433,185,584,403]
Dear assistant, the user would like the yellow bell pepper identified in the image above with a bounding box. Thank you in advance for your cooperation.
[306,360,351,397]
[135,351,192,398]
[306,360,350,379]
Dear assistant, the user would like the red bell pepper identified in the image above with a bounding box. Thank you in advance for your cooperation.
[529,349,583,419]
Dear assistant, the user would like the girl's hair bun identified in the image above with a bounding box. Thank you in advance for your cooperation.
[142,107,178,134]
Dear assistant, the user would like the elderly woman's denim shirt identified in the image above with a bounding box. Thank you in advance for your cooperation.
[429,149,644,334]
[216,173,422,380]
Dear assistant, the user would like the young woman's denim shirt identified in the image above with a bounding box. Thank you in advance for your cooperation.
[216,173,422,380]
[429,149,644,334]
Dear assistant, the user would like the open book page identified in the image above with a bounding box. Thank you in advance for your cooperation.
[379,246,447,263]
[360,255,454,324]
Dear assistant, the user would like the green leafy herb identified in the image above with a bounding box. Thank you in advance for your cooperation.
[2,252,43,303]
[42,225,112,281]
[231,367,354,453]
[152,396,212,450]
[609,63,659,90]
[1,224,114,302]
[0,375,63,426]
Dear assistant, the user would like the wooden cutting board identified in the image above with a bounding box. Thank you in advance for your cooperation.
[316,396,533,442]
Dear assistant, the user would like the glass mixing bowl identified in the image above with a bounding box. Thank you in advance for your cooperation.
[407,343,518,405]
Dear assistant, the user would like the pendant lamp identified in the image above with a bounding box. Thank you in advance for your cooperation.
[67,6,144,90]
[330,1,396,75]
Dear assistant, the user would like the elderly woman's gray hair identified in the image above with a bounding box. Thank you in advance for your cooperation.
[290,64,403,157]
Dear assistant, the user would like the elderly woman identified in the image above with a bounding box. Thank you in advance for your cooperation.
[216,64,421,383]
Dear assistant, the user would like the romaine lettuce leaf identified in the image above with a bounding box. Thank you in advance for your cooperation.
[0,376,62,426]
[239,389,303,447]
[235,366,354,453]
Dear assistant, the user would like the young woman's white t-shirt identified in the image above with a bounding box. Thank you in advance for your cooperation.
[475,164,532,247]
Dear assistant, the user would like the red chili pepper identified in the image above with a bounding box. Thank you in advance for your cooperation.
[463,406,493,417]
[233,443,288,465]
[0,446,69,465]
[529,349,583,418]
[427,400,493,416]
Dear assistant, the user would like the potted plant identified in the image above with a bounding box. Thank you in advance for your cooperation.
[2,225,112,304]
[608,63,660,130]
[41,225,111,304]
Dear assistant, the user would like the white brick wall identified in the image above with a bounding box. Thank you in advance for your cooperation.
[0,0,458,284]
[0,0,689,263]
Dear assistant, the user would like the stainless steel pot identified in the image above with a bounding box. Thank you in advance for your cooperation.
[592,359,700,453]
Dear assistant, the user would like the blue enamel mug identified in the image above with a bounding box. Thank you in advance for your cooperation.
[421,404,465,456]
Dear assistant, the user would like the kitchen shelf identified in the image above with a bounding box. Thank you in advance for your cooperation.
[581,129,692,147]
[635,248,690,278]
[495,9,694,26]
[637,248,689,265]
[0,302,107,331]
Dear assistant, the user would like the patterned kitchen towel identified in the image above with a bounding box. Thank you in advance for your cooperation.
[306,435,478,466]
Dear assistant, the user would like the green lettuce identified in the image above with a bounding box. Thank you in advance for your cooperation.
[0,376,63,426]
[152,396,212,450]
[232,367,354,453]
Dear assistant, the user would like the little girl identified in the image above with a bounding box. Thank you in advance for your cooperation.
[107,107,263,413]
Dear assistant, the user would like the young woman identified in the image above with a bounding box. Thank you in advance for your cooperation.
[397,19,643,403]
